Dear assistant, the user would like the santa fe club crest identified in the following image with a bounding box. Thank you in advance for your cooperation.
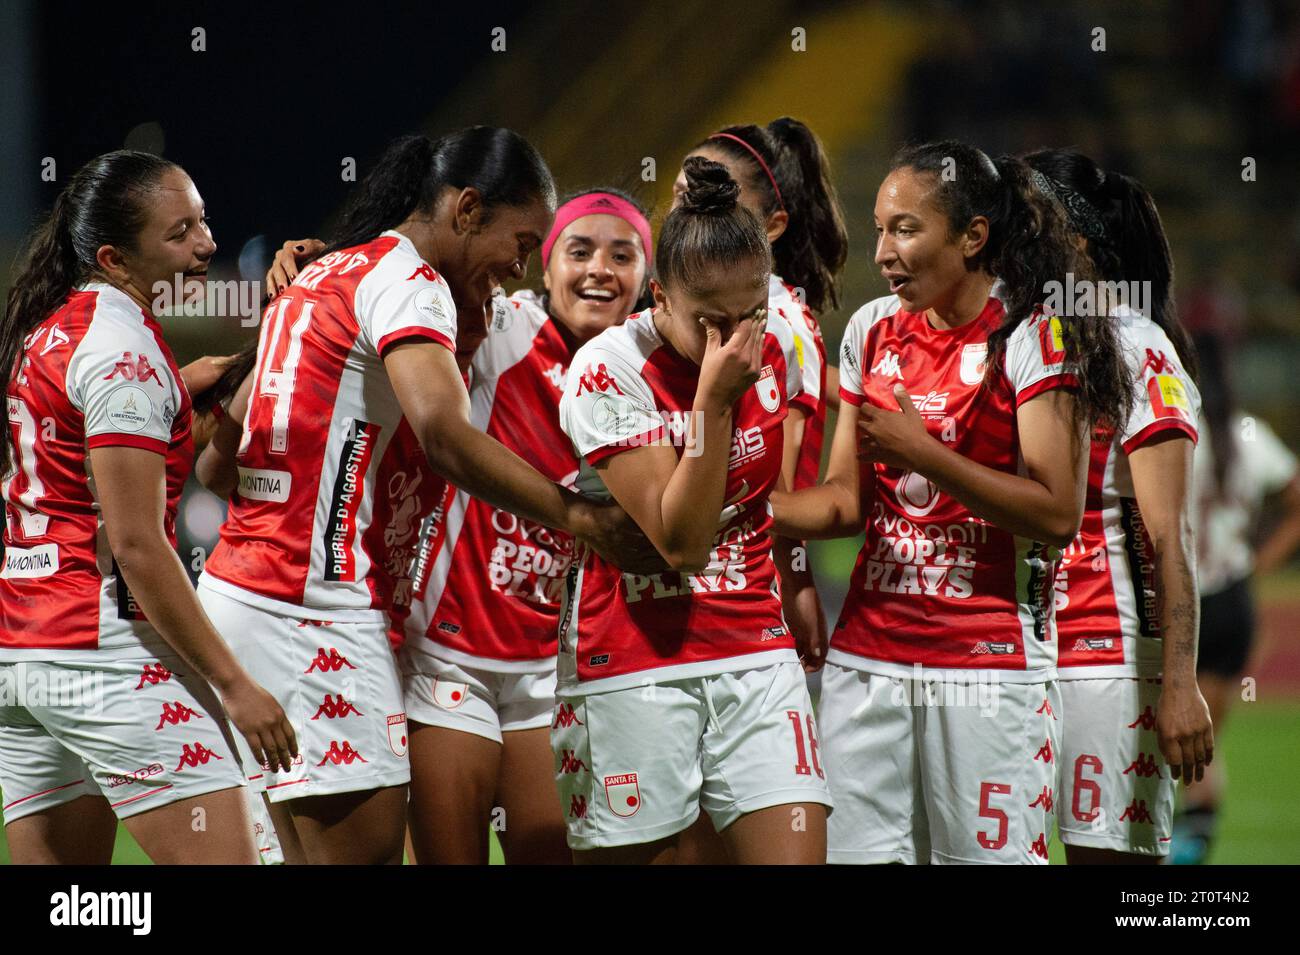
[755,365,780,413]
[387,713,409,757]
[604,772,641,817]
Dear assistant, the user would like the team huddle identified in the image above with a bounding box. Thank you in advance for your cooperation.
[0,119,1213,865]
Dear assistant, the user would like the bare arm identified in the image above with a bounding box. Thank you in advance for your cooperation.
[859,386,1087,548]
[90,445,297,771]
[1255,476,1300,576]
[195,371,253,498]
[1129,434,1214,782]
[770,400,872,539]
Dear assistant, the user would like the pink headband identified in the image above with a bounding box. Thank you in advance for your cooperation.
[541,192,653,269]
[709,132,786,213]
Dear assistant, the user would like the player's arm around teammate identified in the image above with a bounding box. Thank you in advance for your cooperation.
[0,152,295,865]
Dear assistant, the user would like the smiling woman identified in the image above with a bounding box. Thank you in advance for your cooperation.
[0,150,297,865]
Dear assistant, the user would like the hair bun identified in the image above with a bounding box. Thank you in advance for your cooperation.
[680,156,740,214]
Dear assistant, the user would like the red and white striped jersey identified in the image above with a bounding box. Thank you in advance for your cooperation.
[1,283,192,657]
[769,275,827,489]
[203,231,458,620]
[556,308,802,695]
[833,295,1077,681]
[1055,308,1200,678]
[404,291,578,671]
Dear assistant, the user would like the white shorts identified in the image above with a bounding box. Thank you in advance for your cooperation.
[197,581,409,803]
[0,654,246,823]
[401,648,556,744]
[1056,677,1175,855]
[552,661,833,851]
[819,663,1060,865]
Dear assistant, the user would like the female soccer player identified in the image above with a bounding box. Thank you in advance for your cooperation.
[1173,330,1300,864]
[555,157,832,864]
[398,189,652,864]
[675,118,849,667]
[0,150,296,864]
[194,128,646,864]
[771,141,1131,864]
[1022,149,1213,864]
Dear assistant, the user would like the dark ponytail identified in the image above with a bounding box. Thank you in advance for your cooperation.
[327,127,556,255]
[2,150,178,473]
[889,141,1132,431]
[1022,149,1197,380]
[656,157,770,296]
[699,119,848,312]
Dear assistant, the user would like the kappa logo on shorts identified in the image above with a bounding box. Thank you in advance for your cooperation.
[155,701,203,730]
[175,743,223,772]
[1119,799,1154,824]
[1033,739,1054,764]
[1127,705,1157,731]
[1028,786,1054,811]
[431,678,468,709]
[604,773,641,817]
[296,619,335,628]
[387,714,409,757]
[311,694,363,720]
[107,763,164,788]
[304,647,357,673]
[1036,698,1056,720]
[553,703,583,728]
[134,663,175,690]
[558,750,588,774]
[1029,833,1049,859]
[319,740,367,766]
[1123,752,1163,778]
[970,641,1016,655]
[568,795,587,819]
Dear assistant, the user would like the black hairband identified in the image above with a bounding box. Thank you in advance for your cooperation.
[1030,169,1108,243]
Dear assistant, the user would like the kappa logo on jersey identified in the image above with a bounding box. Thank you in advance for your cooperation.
[175,743,223,772]
[1127,705,1157,731]
[1119,799,1154,824]
[1141,348,1173,375]
[604,772,641,817]
[568,795,587,818]
[1038,315,1066,364]
[754,364,780,412]
[575,362,624,396]
[431,678,468,709]
[107,763,164,788]
[553,703,583,728]
[387,713,408,757]
[971,641,1016,655]
[104,351,165,386]
[304,647,357,673]
[1029,833,1049,859]
[1028,786,1054,811]
[1033,739,1054,763]
[543,362,566,389]
[1122,752,1163,778]
[311,694,363,720]
[134,663,175,690]
[318,740,367,766]
[155,701,202,730]
[558,750,588,774]
[406,264,439,282]
[960,342,988,385]
[871,348,904,380]
[323,418,380,582]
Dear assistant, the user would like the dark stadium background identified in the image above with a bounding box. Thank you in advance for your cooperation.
[1,0,1296,864]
